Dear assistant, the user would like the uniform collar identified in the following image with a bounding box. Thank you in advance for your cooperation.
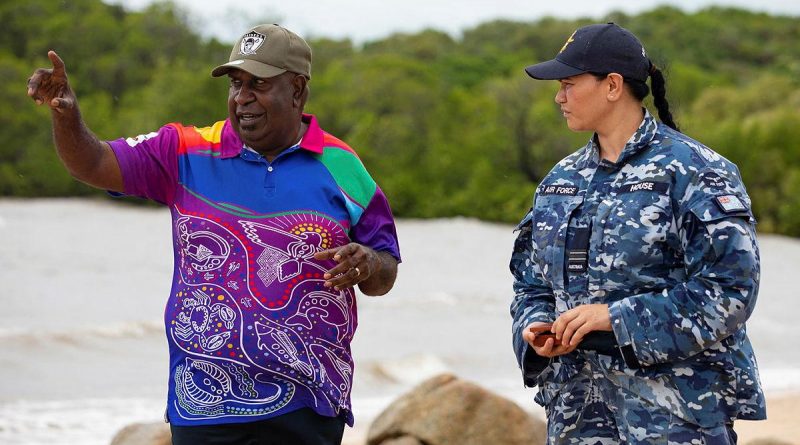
[579,108,658,168]
[219,113,324,159]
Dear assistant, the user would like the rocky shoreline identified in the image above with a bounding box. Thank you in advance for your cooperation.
[109,374,797,445]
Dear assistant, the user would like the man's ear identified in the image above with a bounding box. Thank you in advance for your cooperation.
[292,75,308,106]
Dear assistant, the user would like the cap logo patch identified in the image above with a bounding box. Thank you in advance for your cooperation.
[239,31,266,55]
[559,31,577,53]
[641,46,647,58]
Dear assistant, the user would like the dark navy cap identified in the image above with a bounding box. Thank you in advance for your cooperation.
[525,23,651,82]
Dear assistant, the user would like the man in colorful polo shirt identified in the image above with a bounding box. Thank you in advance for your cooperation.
[27,24,400,444]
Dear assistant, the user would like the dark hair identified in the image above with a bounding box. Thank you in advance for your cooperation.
[591,65,679,131]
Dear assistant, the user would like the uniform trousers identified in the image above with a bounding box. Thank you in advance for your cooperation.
[542,361,738,445]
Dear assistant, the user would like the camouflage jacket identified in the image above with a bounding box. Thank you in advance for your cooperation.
[510,110,766,427]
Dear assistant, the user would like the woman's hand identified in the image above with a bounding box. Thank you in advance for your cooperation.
[523,321,579,358]
[552,303,612,347]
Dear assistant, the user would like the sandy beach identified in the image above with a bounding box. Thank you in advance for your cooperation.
[1,198,799,445]
[339,392,800,444]
[734,392,800,444]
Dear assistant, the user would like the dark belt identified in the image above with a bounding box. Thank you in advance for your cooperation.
[577,331,640,368]
[577,331,619,356]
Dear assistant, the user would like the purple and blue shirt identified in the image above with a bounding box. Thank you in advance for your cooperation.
[108,114,400,426]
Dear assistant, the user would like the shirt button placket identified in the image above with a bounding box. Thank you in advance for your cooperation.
[264,163,276,197]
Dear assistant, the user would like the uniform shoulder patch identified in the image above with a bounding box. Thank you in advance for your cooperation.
[715,195,747,213]
[699,171,728,190]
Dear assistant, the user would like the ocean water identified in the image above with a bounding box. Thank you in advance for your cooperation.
[1,198,798,445]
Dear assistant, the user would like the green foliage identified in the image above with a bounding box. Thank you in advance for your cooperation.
[2,0,799,234]
[0,0,224,198]
[686,76,800,235]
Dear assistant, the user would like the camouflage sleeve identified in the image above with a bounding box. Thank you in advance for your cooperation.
[609,170,759,367]
[510,210,556,384]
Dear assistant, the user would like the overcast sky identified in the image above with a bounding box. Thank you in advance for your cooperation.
[113,0,800,43]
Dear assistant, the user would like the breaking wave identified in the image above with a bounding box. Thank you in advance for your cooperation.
[0,320,163,344]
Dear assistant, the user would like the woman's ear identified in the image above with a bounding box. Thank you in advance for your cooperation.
[606,73,625,102]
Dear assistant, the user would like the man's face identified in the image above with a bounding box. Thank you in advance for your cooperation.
[227,70,304,156]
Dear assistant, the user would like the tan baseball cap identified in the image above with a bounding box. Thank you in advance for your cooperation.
[211,24,312,79]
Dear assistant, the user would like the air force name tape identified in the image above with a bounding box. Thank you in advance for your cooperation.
[619,181,669,194]
[540,184,579,196]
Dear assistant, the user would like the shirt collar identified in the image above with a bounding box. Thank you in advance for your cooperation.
[579,108,658,168]
[298,113,324,154]
[219,113,324,159]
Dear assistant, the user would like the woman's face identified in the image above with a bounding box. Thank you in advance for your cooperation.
[554,73,610,132]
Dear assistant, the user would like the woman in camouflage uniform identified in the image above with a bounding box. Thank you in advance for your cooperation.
[511,23,765,444]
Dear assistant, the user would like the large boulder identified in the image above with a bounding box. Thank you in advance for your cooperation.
[367,373,546,445]
[377,437,424,445]
[109,422,170,445]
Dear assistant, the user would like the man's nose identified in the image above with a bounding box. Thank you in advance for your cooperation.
[235,84,254,104]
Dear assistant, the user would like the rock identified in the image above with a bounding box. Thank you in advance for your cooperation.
[367,373,546,445]
[379,437,424,445]
[109,422,171,445]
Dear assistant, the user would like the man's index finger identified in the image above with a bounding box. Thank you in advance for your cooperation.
[48,50,66,73]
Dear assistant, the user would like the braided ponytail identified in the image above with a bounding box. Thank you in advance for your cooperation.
[649,63,679,131]
[591,65,680,131]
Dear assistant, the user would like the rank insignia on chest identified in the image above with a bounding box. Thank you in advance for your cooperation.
[715,194,747,213]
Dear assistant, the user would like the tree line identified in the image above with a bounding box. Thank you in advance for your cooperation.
[2,1,799,235]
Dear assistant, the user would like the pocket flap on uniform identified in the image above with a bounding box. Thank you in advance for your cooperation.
[514,209,533,232]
